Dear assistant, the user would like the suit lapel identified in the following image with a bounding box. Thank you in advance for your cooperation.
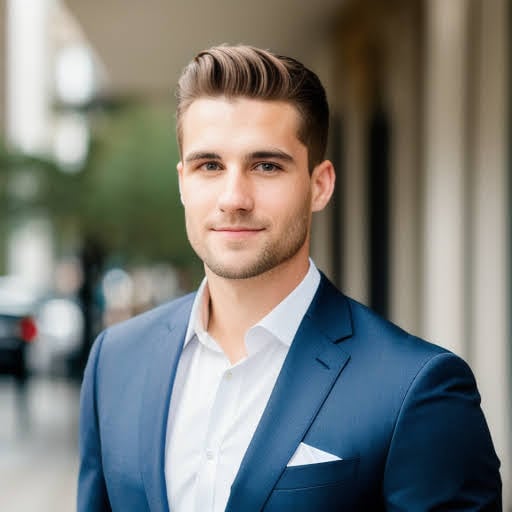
[139,296,194,512]
[226,276,353,512]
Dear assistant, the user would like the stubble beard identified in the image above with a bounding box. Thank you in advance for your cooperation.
[186,208,311,280]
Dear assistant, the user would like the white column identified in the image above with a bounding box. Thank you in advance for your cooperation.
[471,0,511,505]
[5,0,55,288]
[6,0,53,153]
[422,0,469,356]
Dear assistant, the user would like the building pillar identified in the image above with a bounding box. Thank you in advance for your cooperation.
[309,37,335,279]
[386,2,422,334]
[470,0,511,504]
[5,0,54,288]
[6,0,53,153]
[340,99,369,304]
[335,27,371,305]
[422,0,470,356]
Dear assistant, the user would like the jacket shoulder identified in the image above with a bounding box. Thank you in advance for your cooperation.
[345,295,448,358]
[98,291,195,350]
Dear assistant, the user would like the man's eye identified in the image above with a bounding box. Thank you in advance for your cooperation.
[256,162,280,172]
[202,162,221,171]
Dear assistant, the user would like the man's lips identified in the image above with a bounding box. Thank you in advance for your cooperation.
[212,227,264,232]
[210,227,265,238]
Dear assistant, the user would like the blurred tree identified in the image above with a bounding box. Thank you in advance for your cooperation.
[0,144,79,273]
[80,104,198,271]
[1,105,200,371]
[0,103,201,282]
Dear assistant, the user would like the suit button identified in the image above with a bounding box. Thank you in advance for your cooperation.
[206,449,214,461]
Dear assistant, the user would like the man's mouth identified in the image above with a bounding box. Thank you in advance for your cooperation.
[212,227,264,232]
[211,226,265,238]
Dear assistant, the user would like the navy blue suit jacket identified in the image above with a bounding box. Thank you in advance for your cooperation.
[78,274,501,511]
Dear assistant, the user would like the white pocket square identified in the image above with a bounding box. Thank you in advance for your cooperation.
[287,442,342,467]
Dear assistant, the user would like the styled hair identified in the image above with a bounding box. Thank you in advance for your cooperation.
[176,45,329,170]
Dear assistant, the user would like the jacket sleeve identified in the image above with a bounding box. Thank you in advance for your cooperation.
[77,331,112,512]
[383,351,502,511]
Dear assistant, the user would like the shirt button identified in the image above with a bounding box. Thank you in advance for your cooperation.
[206,450,214,461]
[225,371,233,380]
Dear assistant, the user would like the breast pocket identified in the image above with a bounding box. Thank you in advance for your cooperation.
[263,458,359,511]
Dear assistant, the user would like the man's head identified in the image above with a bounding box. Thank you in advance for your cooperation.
[176,46,335,282]
[176,45,329,171]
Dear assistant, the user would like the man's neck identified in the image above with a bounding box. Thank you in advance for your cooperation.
[205,257,310,364]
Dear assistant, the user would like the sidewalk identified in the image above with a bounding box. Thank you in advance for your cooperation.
[0,377,79,512]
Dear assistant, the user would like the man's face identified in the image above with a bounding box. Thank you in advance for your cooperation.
[177,97,332,280]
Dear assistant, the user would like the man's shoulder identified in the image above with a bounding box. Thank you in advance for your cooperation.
[333,292,478,416]
[317,277,449,366]
[82,293,196,394]
[316,275,441,348]
[99,291,195,348]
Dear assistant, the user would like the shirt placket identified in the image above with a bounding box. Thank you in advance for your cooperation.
[194,363,241,512]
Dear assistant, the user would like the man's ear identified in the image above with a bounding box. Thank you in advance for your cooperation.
[310,160,335,212]
[177,161,184,204]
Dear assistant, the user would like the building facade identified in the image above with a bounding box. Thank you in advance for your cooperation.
[310,0,511,504]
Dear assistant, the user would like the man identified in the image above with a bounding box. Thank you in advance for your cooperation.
[78,45,501,511]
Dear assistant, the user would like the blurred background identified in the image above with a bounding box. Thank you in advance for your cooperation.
[0,0,510,510]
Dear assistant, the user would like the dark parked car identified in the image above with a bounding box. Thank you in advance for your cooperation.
[0,276,39,385]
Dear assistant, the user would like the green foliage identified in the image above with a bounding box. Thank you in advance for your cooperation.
[0,104,201,278]
[0,144,78,272]
[0,141,90,227]
[80,104,197,268]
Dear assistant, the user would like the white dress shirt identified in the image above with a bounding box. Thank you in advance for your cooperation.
[165,261,320,512]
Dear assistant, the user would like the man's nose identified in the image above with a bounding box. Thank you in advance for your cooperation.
[217,169,254,212]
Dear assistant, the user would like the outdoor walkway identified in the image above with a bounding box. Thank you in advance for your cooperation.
[0,377,79,512]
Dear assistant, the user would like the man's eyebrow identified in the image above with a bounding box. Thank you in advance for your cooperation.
[184,151,221,162]
[184,149,295,163]
[246,150,294,163]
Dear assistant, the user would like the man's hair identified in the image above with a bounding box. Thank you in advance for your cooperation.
[176,45,329,170]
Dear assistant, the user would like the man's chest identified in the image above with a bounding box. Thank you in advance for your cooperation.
[165,339,288,512]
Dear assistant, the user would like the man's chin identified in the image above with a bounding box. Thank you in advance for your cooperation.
[205,264,264,280]
[203,255,276,280]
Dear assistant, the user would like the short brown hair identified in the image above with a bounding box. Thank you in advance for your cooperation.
[176,45,329,170]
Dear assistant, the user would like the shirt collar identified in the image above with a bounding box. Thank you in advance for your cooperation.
[183,277,209,347]
[254,260,320,347]
[183,259,321,349]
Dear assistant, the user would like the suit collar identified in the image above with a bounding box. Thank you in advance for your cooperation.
[305,272,353,343]
[226,274,353,511]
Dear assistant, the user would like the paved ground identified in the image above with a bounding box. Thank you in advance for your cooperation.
[0,377,80,512]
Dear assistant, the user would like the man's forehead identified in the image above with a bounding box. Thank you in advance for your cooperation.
[180,97,304,148]
[178,96,310,167]
[183,96,300,121]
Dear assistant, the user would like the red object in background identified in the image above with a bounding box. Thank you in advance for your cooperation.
[20,317,37,342]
